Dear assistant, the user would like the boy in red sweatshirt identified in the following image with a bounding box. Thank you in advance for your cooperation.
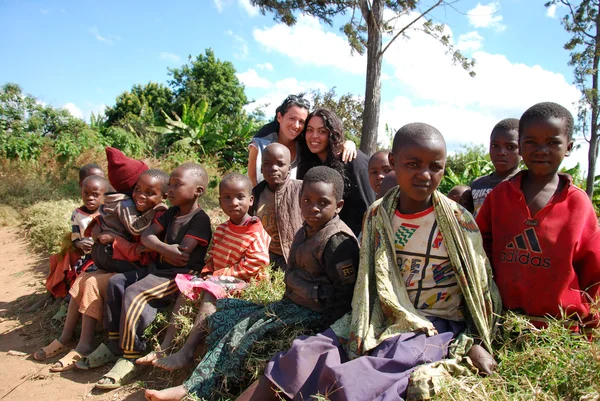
[476,102,600,333]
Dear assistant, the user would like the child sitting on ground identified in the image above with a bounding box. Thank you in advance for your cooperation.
[251,142,303,270]
[45,164,106,300]
[137,172,270,371]
[471,118,520,216]
[95,162,212,390]
[368,149,392,195]
[237,123,501,401]
[476,102,600,334]
[448,184,475,214]
[144,166,360,401]
[35,165,169,372]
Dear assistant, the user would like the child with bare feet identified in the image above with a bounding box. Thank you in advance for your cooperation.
[251,142,303,271]
[95,163,212,390]
[137,173,270,372]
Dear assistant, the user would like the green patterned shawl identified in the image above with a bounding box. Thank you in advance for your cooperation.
[331,187,501,360]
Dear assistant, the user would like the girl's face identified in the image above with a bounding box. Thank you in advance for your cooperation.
[277,105,308,143]
[305,116,330,162]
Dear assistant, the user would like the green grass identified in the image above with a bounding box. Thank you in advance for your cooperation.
[22,199,79,255]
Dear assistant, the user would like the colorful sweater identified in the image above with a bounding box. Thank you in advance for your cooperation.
[201,217,271,281]
[476,172,600,329]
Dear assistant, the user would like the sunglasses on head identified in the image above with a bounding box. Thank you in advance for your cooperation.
[282,94,311,110]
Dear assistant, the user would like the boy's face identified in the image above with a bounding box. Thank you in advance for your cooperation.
[219,180,253,225]
[133,174,165,212]
[79,168,105,187]
[519,117,573,178]
[490,128,520,174]
[168,168,203,207]
[81,180,106,212]
[369,153,393,194]
[448,188,474,213]
[389,138,446,211]
[300,181,343,230]
[261,147,291,189]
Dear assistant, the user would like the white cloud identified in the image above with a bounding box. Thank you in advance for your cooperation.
[214,0,224,12]
[467,2,506,32]
[253,15,366,74]
[457,31,484,52]
[160,52,181,63]
[89,26,120,44]
[546,4,558,18]
[256,62,274,71]
[63,102,83,119]
[237,69,272,89]
[227,30,249,59]
[238,0,259,16]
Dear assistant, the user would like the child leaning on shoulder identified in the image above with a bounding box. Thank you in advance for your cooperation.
[251,142,303,271]
[236,123,502,401]
[139,172,271,372]
[476,102,600,335]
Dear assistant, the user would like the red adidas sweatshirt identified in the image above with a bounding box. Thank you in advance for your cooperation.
[476,172,600,328]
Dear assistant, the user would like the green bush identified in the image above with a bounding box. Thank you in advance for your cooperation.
[0,205,20,226]
[22,199,79,254]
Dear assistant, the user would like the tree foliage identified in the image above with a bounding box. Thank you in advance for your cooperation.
[250,0,474,155]
[168,48,248,118]
[311,87,364,145]
[105,82,175,127]
[546,0,600,197]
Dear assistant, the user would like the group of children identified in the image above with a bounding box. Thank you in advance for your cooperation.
[34,100,600,401]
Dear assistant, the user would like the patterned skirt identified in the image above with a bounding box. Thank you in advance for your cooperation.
[183,297,325,400]
[69,269,116,321]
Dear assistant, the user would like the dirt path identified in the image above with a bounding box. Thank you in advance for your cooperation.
[0,226,148,401]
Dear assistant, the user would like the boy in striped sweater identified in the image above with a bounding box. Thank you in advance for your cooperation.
[138,172,271,372]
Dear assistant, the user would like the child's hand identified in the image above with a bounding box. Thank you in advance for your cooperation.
[97,233,116,244]
[76,238,93,252]
[135,245,149,255]
[162,244,190,266]
[468,344,497,376]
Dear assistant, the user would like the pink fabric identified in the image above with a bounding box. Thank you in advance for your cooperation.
[175,274,249,300]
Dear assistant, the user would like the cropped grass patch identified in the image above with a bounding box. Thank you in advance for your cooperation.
[22,199,79,254]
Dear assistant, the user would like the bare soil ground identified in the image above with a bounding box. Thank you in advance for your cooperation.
[0,226,151,401]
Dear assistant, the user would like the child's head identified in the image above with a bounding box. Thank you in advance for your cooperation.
[447,185,474,214]
[377,171,397,200]
[219,172,254,225]
[133,169,169,212]
[518,102,574,178]
[105,147,148,195]
[168,163,208,207]
[81,175,110,212]
[261,143,291,190]
[300,166,344,230]
[79,163,105,187]
[390,123,446,212]
[489,118,520,176]
[368,150,392,194]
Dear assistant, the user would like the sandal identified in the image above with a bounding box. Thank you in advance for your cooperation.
[49,349,84,372]
[33,339,70,361]
[50,304,68,328]
[75,343,118,370]
[95,358,144,390]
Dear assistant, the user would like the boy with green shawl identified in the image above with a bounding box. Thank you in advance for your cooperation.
[237,122,502,401]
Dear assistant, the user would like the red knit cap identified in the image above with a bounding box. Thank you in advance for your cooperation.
[105,147,148,193]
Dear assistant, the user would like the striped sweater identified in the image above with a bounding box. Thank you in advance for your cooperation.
[201,216,271,281]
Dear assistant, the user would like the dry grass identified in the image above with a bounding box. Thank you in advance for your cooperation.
[0,204,21,226]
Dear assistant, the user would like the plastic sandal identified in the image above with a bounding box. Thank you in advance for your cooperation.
[95,358,144,390]
[33,339,70,361]
[50,304,68,328]
[75,343,118,370]
[49,349,84,372]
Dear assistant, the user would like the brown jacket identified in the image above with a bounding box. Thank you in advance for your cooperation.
[98,193,167,240]
[284,216,359,323]
[251,179,303,263]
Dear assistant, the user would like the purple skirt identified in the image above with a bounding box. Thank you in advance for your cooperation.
[265,318,464,401]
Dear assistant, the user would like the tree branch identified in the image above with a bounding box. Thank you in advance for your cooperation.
[381,0,444,56]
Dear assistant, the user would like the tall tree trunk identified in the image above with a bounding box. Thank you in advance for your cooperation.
[359,0,383,156]
[585,3,600,198]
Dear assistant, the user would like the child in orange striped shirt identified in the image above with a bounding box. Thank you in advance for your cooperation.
[137,172,270,371]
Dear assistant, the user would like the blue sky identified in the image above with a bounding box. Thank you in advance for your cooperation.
[0,0,591,171]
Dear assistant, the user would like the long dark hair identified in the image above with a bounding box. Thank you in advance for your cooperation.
[253,93,311,139]
[297,108,348,194]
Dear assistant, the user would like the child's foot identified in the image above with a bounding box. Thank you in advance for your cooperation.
[152,350,194,371]
[144,385,187,401]
[136,350,166,365]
